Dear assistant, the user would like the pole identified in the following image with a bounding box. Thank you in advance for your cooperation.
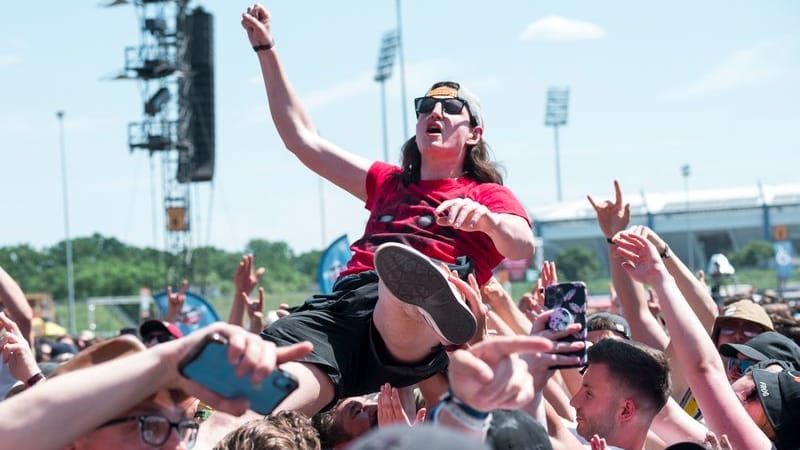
[683,167,693,270]
[395,0,409,139]
[56,111,76,335]
[319,176,327,247]
[380,80,390,162]
[554,126,563,202]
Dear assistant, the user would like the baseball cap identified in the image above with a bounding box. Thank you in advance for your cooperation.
[139,319,183,342]
[719,332,800,369]
[711,299,773,343]
[751,368,800,450]
[423,81,484,129]
[486,409,553,450]
[52,334,146,377]
[587,312,632,340]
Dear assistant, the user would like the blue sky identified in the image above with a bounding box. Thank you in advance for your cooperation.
[1,1,798,255]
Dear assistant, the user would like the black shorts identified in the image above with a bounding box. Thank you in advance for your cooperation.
[261,270,450,405]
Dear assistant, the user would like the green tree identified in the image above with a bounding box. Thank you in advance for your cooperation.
[728,240,774,269]
[556,246,600,282]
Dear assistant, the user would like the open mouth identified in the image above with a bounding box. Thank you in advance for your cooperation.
[426,125,442,134]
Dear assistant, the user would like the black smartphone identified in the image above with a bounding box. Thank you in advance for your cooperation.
[178,333,299,415]
[544,281,588,368]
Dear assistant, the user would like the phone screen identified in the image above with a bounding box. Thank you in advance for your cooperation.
[544,281,588,368]
[178,333,299,415]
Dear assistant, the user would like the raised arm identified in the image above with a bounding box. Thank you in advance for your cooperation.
[0,266,33,348]
[612,232,772,450]
[241,4,371,201]
[0,322,313,450]
[588,181,669,351]
[637,226,718,332]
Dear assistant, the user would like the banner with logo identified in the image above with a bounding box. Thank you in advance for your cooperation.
[318,234,352,294]
[153,290,220,336]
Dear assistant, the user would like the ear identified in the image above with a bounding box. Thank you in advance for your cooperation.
[465,125,483,146]
[618,398,637,423]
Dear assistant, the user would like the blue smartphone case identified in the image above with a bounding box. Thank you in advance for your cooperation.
[178,334,299,414]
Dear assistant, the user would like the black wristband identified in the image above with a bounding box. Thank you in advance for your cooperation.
[252,42,274,52]
[25,372,45,388]
[606,237,614,244]
[660,245,671,259]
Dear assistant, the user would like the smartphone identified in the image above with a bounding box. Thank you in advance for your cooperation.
[178,333,299,415]
[544,281,588,368]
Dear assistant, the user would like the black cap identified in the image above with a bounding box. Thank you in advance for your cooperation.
[587,312,632,340]
[486,409,553,450]
[719,332,800,369]
[751,368,800,450]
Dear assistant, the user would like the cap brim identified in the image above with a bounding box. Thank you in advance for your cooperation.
[53,335,145,377]
[720,343,769,361]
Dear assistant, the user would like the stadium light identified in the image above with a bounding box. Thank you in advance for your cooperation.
[374,30,399,162]
[545,87,569,202]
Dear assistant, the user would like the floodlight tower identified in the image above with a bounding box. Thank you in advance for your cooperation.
[109,0,215,284]
[544,87,569,203]
[374,30,399,162]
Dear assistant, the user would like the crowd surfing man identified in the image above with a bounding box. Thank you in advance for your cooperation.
[241,3,534,415]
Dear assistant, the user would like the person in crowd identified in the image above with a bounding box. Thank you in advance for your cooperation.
[140,319,184,348]
[585,312,631,343]
[228,254,268,334]
[212,411,320,450]
[718,331,800,382]
[241,3,534,415]
[612,230,788,449]
[0,321,313,449]
[0,311,43,399]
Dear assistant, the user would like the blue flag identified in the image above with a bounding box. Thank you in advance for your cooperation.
[318,234,352,294]
[153,290,220,336]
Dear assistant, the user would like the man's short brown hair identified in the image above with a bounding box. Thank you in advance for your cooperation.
[213,411,320,450]
[587,339,671,417]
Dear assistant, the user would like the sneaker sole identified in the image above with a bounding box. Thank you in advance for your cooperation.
[374,243,477,345]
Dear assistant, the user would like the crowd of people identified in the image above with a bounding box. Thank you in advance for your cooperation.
[2,3,800,449]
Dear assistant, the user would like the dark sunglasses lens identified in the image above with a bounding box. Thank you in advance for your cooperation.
[415,97,436,115]
[442,98,465,114]
[415,97,465,116]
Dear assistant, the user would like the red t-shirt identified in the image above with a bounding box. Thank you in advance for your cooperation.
[339,162,530,285]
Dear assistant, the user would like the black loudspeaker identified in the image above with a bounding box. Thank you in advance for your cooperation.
[179,7,215,183]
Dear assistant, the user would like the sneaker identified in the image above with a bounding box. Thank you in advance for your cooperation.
[374,242,477,345]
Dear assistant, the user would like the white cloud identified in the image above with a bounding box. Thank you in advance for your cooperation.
[519,16,606,42]
[664,39,795,99]
[0,54,21,66]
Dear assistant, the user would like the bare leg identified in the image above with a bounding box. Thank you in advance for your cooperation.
[373,279,444,362]
[275,361,335,416]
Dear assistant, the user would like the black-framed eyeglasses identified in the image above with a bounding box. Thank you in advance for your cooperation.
[99,414,199,448]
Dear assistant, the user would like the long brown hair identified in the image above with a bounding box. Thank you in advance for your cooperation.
[398,137,504,185]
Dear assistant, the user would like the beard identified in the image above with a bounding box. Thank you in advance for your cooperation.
[575,412,616,442]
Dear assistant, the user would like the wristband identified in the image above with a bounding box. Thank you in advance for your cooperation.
[606,237,614,244]
[25,372,45,388]
[659,245,671,259]
[442,388,490,419]
[252,41,274,52]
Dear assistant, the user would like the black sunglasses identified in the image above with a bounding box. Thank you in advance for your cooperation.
[414,96,468,116]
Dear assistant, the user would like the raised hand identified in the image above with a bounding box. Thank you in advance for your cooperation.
[0,312,40,384]
[612,232,667,286]
[587,180,631,238]
[523,309,585,392]
[234,254,265,299]
[377,383,426,427]
[165,279,188,323]
[447,272,488,346]
[240,3,275,48]
[244,287,265,334]
[447,336,553,412]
